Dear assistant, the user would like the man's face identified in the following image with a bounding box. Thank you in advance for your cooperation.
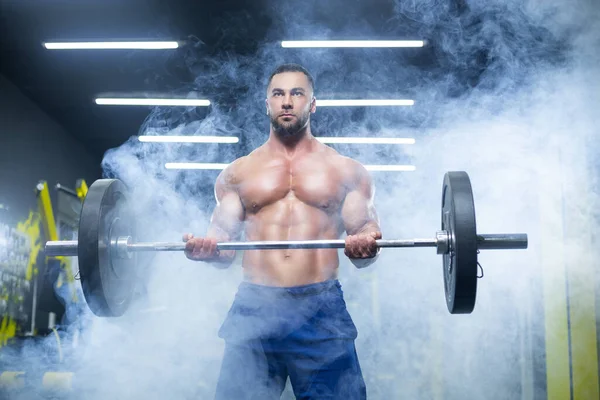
[266,71,316,137]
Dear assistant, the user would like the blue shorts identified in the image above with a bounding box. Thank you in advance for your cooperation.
[215,279,366,400]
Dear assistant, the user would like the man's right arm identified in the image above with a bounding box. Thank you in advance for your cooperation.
[184,163,245,267]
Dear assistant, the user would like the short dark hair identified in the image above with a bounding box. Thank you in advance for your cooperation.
[267,63,315,93]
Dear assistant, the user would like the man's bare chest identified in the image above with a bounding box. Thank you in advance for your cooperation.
[237,159,346,213]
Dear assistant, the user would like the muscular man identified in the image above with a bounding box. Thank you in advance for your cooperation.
[184,63,382,399]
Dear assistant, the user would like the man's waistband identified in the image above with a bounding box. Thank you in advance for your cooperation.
[238,279,341,298]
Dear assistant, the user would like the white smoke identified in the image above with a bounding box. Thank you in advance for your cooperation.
[5,0,599,399]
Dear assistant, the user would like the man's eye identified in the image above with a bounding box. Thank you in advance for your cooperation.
[292,92,303,96]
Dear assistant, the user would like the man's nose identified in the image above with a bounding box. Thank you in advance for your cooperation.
[282,95,293,109]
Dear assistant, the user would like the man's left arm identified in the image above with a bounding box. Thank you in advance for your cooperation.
[340,161,382,269]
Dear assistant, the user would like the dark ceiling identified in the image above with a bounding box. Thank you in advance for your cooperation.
[0,0,444,161]
[0,0,566,167]
[1,0,262,158]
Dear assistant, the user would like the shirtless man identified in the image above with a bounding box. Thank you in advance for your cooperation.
[183,63,382,399]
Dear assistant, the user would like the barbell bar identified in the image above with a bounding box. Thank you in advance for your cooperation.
[43,171,528,318]
[46,233,526,255]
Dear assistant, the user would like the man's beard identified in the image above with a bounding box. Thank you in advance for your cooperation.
[270,112,310,137]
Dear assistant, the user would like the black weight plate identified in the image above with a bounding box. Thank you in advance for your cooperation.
[78,179,136,317]
[441,171,478,314]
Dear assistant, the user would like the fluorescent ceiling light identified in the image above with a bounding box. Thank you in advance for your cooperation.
[317,99,414,107]
[317,137,415,145]
[165,163,230,170]
[281,40,425,48]
[364,165,416,172]
[95,98,210,106]
[43,41,179,50]
[165,163,416,172]
[139,135,239,143]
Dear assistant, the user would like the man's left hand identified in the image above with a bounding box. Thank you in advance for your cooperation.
[344,231,382,259]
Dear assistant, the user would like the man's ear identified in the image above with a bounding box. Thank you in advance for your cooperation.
[265,98,269,115]
[310,96,317,113]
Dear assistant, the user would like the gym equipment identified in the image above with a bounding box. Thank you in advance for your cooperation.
[0,371,74,391]
[44,171,527,317]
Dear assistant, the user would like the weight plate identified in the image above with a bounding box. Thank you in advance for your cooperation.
[78,179,136,317]
[441,171,478,314]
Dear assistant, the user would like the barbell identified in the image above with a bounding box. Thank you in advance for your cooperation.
[44,171,527,317]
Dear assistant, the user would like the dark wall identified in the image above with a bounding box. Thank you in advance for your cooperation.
[0,73,101,224]
[0,73,101,337]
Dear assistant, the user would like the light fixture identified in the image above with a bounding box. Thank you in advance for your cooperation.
[281,40,425,48]
[165,163,230,170]
[43,41,179,50]
[139,136,239,143]
[317,137,415,145]
[95,98,210,106]
[165,163,416,171]
[364,165,416,172]
[317,99,414,107]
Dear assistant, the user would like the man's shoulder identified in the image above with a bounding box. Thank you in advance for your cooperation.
[230,146,265,171]
[219,147,265,183]
[326,154,371,194]
[330,152,368,178]
[317,142,350,164]
[217,156,249,187]
[227,155,250,171]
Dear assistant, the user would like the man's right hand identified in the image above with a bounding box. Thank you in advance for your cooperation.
[183,233,220,261]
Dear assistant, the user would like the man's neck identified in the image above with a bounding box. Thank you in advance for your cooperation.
[267,127,316,157]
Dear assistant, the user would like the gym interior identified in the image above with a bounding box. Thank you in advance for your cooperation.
[0,1,599,399]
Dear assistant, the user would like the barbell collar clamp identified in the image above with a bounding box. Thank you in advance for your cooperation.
[113,235,133,259]
[45,240,78,257]
[436,231,449,255]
